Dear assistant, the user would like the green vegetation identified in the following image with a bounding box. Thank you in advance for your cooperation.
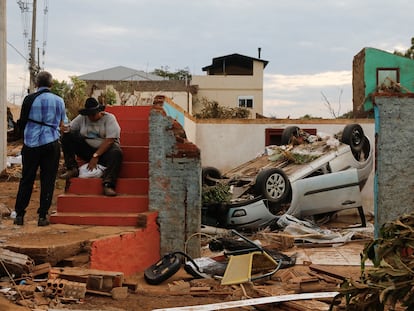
[202,183,232,206]
[333,212,414,310]
[152,66,192,80]
[194,97,250,119]
[103,88,117,106]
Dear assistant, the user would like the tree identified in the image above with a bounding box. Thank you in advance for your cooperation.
[394,37,414,59]
[52,76,87,120]
[152,66,192,81]
[321,89,342,118]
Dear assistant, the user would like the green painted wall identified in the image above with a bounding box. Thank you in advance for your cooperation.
[364,48,414,111]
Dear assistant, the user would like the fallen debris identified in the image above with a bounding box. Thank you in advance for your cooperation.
[151,291,340,311]
[49,267,124,294]
[0,248,35,277]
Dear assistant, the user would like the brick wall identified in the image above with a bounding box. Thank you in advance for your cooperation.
[148,106,201,258]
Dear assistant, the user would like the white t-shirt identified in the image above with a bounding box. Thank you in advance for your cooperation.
[70,112,121,149]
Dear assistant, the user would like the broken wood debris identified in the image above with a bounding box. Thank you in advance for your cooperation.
[0,248,35,277]
[275,266,341,294]
[22,262,51,279]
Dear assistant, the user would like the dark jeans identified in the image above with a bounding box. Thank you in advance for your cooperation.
[60,131,123,187]
[15,140,60,218]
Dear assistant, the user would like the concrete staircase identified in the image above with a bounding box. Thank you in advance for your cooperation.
[50,106,160,275]
[51,105,154,227]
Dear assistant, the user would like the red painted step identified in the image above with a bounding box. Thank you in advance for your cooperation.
[118,119,149,132]
[50,212,148,226]
[121,132,149,146]
[66,178,148,195]
[106,105,152,119]
[56,194,148,213]
[122,146,149,162]
[119,162,149,178]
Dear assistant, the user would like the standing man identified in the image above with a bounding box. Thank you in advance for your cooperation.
[14,71,68,226]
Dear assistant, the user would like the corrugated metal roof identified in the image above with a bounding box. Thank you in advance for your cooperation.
[78,66,164,81]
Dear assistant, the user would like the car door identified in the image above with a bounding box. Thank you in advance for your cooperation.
[286,168,362,217]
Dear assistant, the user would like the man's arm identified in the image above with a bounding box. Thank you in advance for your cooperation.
[87,138,116,170]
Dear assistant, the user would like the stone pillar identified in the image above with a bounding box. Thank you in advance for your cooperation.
[374,96,414,234]
[148,106,201,258]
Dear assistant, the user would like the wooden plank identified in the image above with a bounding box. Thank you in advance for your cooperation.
[281,299,330,311]
[309,264,347,281]
[152,291,339,311]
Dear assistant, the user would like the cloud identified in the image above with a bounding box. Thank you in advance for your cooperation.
[7,62,80,105]
[265,71,352,92]
[263,71,353,119]
[84,25,131,37]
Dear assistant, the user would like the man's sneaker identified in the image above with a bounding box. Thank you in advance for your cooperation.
[13,216,24,226]
[103,185,117,197]
[38,217,50,227]
[59,168,79,179]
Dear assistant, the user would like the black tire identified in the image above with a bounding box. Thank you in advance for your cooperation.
[254,168,291,204]
[202,166,221,186]
[144,253,181,285]
[281,126,300,145]
[353,136,371,162]
[341,124,365,153]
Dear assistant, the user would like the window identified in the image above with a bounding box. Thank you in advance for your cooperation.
[376,68,399,90]
[238,96,254,108]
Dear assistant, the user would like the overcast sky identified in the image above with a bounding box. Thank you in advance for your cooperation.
[5,0,414,118]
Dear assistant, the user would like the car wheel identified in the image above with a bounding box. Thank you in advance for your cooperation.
[202,166,221,186]
[341,124,365,153]
[255,168,291,203]
[144,253,181,285]
[281,126,300,145]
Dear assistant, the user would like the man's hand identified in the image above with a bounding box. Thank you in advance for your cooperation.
[88,157,99,171]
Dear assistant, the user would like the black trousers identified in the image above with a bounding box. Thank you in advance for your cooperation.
[14,140,60,218]
[60,131,123,187]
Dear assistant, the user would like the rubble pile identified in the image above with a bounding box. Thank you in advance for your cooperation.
[0,248,131,308]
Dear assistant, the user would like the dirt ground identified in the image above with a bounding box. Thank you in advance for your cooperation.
[1,141,369,311]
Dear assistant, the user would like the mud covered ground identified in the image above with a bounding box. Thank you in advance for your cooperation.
[0,141,369,311]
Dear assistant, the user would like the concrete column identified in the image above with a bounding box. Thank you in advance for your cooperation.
[374,96,414,235]
[0,0,7,173]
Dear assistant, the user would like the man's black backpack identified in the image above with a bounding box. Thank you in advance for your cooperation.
[15,89,52,139]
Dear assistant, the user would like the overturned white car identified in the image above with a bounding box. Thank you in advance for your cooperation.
[202,124,373,231]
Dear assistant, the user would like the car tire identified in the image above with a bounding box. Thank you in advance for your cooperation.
[202,166,221,186]
[341,124,365,153]
[281,126,300,145]
[144,253,181,285]
[255,168,291,203]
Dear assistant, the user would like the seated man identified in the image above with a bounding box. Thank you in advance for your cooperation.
[60,97,122,196]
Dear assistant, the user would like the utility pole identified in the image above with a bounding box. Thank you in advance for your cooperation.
[0,0,7,172]
[29,0,38,93]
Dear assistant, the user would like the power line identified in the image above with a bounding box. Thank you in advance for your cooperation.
[7,40,28,62]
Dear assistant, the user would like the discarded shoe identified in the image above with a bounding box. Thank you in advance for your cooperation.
[38,217,50,227]
[60,168,79,179]
[13,216,24,226]
[103,185,117,197]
